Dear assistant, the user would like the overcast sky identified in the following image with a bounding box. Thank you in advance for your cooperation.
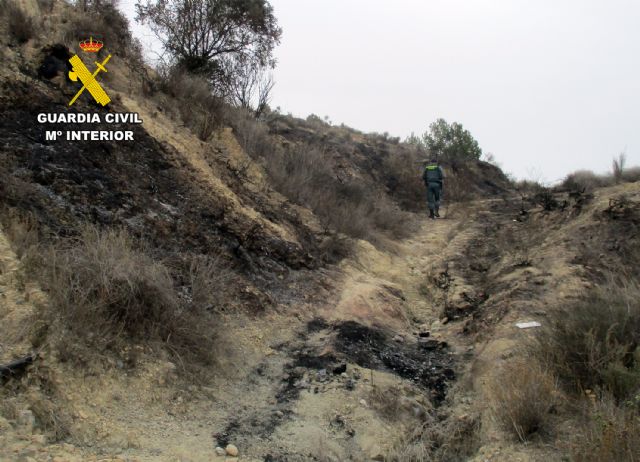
[122,0,640,182]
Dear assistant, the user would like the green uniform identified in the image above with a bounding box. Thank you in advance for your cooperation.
[422,164,444,215]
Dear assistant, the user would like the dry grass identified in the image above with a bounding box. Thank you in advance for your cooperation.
[0,369,73,441]
[231,111,417,245]
[368,385,430,422]
[37,226,224,368]
[258,142,414,242]
[534,279,640,401]
[487,360,559,442]
[0,211,39,259]
[384,412,481,462]
[380,148,425,212]
[160,68,225,140]
[568,398,640,462]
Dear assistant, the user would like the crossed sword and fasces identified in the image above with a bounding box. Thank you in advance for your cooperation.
[68,54,112,106]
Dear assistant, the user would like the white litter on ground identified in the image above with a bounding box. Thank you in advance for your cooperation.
[516,321,541,329]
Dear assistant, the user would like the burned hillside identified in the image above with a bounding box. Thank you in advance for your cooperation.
[2,1,639,461]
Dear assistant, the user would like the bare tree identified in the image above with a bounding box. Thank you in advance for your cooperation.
[224,57,274,116]
[613,151,627,183]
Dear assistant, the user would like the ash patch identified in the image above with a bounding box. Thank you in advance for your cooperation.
[333,321,455,403]
[306,317,329,333]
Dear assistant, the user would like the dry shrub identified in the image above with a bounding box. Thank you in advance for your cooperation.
[61,3,137,58]
[368,385,430,422]
[381,148,425,212]
[26,389,72,441]
[561,170,611,191]
[36,0,54,13]
[262,143,413,241]
[487,360,558,442]
[5,2,35,43]
[230,110,415,243]
[185,254,232,310]
[443,171,473,203]
[160,68,225,140]
[318,233,352,263]
[229,107,274,159]
[385,412,481,462]
[514,181,543,202]
[569,398,640,462]
[561,164,640,191]
[534,279,640,402]
[38,226,221,367]
[622,165,640,183]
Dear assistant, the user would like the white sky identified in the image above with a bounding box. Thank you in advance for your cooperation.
[121,0,640,182]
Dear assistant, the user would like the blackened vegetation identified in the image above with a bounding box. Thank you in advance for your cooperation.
[305,317,329,333]
[0,80,325,305]
[533,188,559,211]
[0,355,34,382]
[38,45,73,80]
[333,321,455,403]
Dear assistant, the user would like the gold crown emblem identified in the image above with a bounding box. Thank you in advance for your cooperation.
[79,37,103,53]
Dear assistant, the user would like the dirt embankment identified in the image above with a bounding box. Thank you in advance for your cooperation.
[2,175,638,461]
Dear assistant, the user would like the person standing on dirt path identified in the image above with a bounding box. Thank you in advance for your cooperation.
[422,158,444,219]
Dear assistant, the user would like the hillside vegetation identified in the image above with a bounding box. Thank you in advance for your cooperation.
[1,1,639,461]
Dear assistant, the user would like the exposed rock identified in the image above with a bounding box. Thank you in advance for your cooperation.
[225,444,239,457]
[215,447,226,456]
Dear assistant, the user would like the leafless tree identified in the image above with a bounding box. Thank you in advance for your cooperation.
[224,58,274,116]
[613,151,627,183]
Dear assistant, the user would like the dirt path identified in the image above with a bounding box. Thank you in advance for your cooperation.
[1,207,485,462]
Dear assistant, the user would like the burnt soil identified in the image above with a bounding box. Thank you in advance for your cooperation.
[0,79,327,308]
[332,321,455,403]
